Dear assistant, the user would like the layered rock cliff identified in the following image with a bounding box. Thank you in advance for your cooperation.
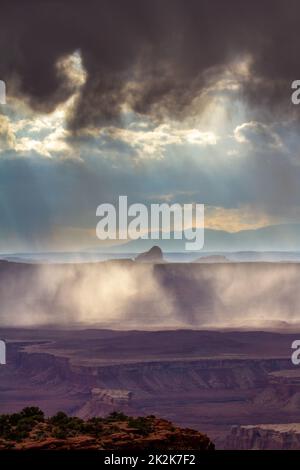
[225,423,300,450]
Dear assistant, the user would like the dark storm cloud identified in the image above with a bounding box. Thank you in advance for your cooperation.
[0,0,299,130]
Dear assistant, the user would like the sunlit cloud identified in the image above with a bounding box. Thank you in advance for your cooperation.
[205,205,280,232]
[234,121,282,149]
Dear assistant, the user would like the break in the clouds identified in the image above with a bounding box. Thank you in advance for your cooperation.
[0,1,300,251]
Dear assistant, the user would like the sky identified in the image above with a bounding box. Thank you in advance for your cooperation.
[0,0,300,252]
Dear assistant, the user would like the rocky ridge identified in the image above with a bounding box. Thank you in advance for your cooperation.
[0,407,214,451]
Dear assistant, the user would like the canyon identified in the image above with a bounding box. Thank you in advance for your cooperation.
[1,328,300,448]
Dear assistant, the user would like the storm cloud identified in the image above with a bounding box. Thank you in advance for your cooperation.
[0,0,300,130]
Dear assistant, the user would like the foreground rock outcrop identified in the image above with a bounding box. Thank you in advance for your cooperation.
[0,407,214,451]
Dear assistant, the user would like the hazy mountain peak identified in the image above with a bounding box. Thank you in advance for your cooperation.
[135,245,164,263]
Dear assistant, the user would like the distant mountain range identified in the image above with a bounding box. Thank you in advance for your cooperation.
[3,224,300,264]
[92,223,300,254]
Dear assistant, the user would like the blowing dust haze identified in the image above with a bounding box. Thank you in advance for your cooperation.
[0,261,299,330]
